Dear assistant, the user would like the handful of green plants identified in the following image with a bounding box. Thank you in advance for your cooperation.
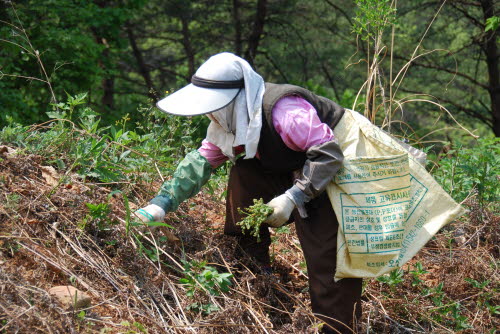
[237,198,274,242]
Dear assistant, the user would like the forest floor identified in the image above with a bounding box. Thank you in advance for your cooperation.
[0,148,498,333]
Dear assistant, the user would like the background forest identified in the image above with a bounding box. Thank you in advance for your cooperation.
[1,0,499,143]
[0,1,499,333]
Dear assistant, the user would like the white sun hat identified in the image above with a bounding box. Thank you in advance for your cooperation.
[157,52,258,116]
[156,52,265,159]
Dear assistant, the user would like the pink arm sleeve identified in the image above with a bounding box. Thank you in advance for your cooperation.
[198,140,245,168]
[272,95,335,151]
[197,139,229,168]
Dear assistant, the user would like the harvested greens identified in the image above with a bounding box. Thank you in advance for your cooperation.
[237,198,274,242]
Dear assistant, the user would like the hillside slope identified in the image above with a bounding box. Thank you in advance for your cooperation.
[0,147,498,333]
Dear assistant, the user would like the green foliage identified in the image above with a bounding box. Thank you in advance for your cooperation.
[352,0,396,40]
[339,89,357,110]
[186,302,220,315]
[81,202,116,231]
[179,259,233,298]
[485,16,500,32]
[299,260,308,275]
[0,239,22,257]
[48,92,88,121]
[0,93,199,185]
[376,268,404,286]
[5,193,21,210]
[1,0,498,141]
[275,225,291,235]
[464,277,490,290]
[448,302,471,331]
[119,321,148,334]
[76,310,86,321]
[133,233,169,262]
[132,220,174,229]
[237,198,274,242]
[428,282,445,307]
[418,282,471,330]
[0,0,144,124]
[485,302,500,316]
[433,137,500,211]
[409,262,428,287]
[205,162,230,201]
[428,286,470,330]
[178,259,231,315]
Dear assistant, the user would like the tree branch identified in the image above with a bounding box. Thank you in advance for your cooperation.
[449,2,484,28]
[323,0,353,25]
[260,51,289,82]
[394,56,489,90]
[400,88,493,127]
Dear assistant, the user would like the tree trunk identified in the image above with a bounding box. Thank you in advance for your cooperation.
[180,15,195,79]
[481,0,500,136]
[232,0,242,56]
[126,24,157,99]
[101,76,114,110]
[245,0,267,66]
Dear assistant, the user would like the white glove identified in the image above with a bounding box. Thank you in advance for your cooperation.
[134,204,166,223]
[265,194,295,228]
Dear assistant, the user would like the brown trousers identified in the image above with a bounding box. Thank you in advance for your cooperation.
[224,158,362,334]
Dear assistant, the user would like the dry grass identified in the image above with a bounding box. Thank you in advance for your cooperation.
[0,152,498,333]
[349,0,480,144]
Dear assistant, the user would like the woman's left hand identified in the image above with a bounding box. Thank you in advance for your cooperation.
[265,194,295,228]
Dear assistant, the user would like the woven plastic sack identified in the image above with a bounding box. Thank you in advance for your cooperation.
[327,109,465,280]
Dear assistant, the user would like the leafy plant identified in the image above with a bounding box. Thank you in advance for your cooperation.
[119,321,148,334]
[449,302,471,330]
[275,225,291,235]
[429,282,445,307]
[484,302,500,316]
[1,93,202,188]
[186,302,220,315]
[485,16,499,32]
[410,262,428,287]
[299,260,308,275]
[5,193,21,210]
[376,268,404,287]
[433,137,500,211]
[352,0,397,41]
[464,277,490,290]
[237,198,273,242]
[133,234,160,262]
[179,259,233,298]
[271,225,291,246]
[48,92,88,121]
[80,202,116,231]
[76,310,86,321]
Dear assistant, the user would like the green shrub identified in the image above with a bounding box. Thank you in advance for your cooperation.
[376,268,404,287]
[433,137,499,211]
[81,202,115,231]
[179,259,233,297]
[0,93,203,186]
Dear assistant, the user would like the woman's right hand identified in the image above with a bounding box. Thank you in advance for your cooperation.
[134,204,166,223]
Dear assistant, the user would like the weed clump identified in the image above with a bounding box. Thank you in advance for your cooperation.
[237,198,273,242]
